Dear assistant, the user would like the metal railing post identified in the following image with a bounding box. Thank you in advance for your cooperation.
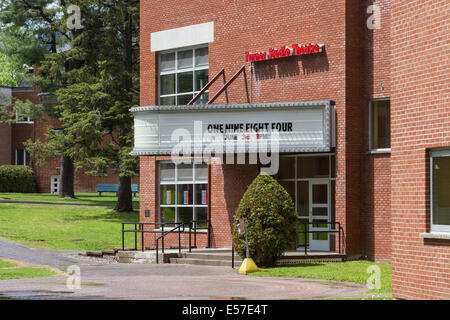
[134,223,137,251]
[304,222,308,255]
[122,223,124,251]
[178,226,181,255]
[189,222,192,253]
[162,224,165,254]
[141,223,144,252]
[232,245,235,269]
[156,240,159,264]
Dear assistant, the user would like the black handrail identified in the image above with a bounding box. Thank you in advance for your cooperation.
[296,220,344,255]
[121,220,210,263]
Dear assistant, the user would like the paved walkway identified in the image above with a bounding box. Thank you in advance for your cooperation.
[0,239,369,300]
[0,200,112,207]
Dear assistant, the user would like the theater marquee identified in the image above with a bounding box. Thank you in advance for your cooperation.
[130,101,335,156]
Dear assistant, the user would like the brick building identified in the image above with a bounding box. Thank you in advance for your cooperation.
[133,0,448,299]
[0,84,130,193]
[390,0,450,300]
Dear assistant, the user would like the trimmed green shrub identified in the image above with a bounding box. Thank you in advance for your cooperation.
[0,165,36,193]
[232,173,297,267]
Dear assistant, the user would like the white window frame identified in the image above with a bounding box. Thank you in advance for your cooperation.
[158,45,209,105]
[15,111,34,124]
[158,161,208,228]
[430,149,450,233]
[369,98,391,152]
[15,149,29,166]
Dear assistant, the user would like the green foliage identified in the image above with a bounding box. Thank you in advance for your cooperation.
[232,174,298,267]
[0,165,36,193]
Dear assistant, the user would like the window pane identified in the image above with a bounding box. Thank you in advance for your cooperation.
[193,92,209,105]
[297,181,309,217]
[178,50,193,69]
[178,164,193,181]
[195,184,208,205]
[279,157,295,180]
[160,52,175,71]
[160,185,175,205]
[16,150,24,165]
[195,164,207,181]
[195,207,208,228]
[160,74,175,95]
[297,156,329,179]
[297,220,309,247]
[177,72,193,93]
[160,163,175,182]
[195,47,208,67]
[177,184,193,205]
[177,94,194,105]
[160,96,175,105]
[178,207,194,223]
[312,184,328,204]
[433,156,450,226]
[161,207,175,223]
[195,69,209,91]
[371,100,391,149]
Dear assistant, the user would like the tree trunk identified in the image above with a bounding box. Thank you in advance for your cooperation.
[115,176,133,212]
[59,155,75,198]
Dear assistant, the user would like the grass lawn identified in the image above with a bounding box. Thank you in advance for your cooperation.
[0,258,58,280]
[0,203,139,250]
[252,261,392,295]
[0,193,139,208]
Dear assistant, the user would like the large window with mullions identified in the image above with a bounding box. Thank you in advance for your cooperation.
[159,162,208,228]
[159,46,209,105]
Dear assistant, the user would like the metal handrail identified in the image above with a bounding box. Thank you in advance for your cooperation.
[121,220,210,264]
[296,220,344,255]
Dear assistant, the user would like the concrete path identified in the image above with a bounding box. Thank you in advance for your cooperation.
[0,238,98,271]
[0,238,369,300]
[0,264,368,300]
[0,200,112,207]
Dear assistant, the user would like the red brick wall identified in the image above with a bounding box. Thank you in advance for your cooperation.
[391,0,450,299]
[140,0,393,258]
[360,0,392,262]
[0,123,12,165]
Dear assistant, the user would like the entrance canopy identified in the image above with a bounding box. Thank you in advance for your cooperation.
[130,101,335,156]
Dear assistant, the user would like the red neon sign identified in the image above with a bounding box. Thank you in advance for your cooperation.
[245,43,324,62]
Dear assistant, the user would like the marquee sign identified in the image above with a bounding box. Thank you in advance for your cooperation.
[130,101,335,156]
[245,43,325,62]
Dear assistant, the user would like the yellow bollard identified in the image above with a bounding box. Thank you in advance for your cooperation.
[238,258,259,275]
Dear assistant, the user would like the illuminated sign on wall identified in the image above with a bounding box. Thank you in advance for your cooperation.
[245,43,324,62]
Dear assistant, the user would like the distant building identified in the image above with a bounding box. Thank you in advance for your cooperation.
[0,78,136,193]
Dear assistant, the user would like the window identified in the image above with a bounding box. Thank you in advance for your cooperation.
[370,99,390,150]
[16,149,30,166]
[16,111,33,124]
[159,162,208,228]
[431,150,450,232]
[159,46,209,105]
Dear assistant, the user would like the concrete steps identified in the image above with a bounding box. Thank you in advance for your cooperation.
[169,252,243,267]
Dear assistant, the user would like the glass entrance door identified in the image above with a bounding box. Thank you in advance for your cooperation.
[309,180,330,251]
